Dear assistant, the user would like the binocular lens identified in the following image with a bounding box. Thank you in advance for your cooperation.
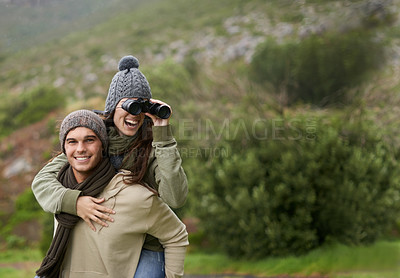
[122,100,142,115]
[155,105,171,119]
[121,99,171,119]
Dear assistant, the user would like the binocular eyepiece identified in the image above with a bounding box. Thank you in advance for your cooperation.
[121,98,171,119]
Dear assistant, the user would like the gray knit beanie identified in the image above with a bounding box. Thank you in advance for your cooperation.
[104,55,152,114]
[59,109,108,154]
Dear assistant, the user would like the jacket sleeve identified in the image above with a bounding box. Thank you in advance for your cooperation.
[146,195,189,278]
[150,125,188,209]
[31,153,81,214]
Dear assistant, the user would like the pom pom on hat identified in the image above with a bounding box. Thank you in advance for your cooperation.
[104,55,152,114]
[118,55,139,71]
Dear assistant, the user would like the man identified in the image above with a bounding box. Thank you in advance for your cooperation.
[35,110,188,278]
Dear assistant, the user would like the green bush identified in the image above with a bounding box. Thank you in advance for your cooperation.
[14,86,65,126]
[251,30,385,105]
[0,94,19,137]
[146,59,191,106]
[0,189,43,242]
[0,188,53,253]
[39,213,54,256]
[0,86,64,138]
[187,115,400,258]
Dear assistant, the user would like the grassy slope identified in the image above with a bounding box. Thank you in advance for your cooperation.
[1,0,398,108]
[0,0,280,134]
[185,241,400,277]
[0,0,308,95]
[0,0,237,99]
[0,240,399,277]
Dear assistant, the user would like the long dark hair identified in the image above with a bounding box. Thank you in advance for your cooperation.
[104,112,154,186]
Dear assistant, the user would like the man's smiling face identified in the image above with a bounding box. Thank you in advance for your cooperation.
[64,127,103,183]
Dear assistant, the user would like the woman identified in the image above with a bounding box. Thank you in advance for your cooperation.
[32,56,188,278]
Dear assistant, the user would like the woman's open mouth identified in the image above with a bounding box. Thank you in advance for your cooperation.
[125,119,138,128]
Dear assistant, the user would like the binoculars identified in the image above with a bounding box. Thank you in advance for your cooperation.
[121,98,171,119]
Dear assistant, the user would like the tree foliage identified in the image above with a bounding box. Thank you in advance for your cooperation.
[251,29,385,105]
[187,115,400,258]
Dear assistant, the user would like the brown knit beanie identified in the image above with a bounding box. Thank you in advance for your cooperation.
[59,110,108,154]
[104,55,152,114]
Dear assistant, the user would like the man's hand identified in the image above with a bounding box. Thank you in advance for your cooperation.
[76,196,115,232]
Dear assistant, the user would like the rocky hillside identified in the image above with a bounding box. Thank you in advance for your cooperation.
[0,114,58,215]
[1,0,400,244]
[1,0,398,98]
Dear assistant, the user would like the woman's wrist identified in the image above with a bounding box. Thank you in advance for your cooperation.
[152,125,173,142]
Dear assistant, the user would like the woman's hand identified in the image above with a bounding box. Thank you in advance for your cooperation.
[76,196,115,232]
[145,99,172,126]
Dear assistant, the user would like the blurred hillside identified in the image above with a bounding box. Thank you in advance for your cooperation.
[0,0,130,53]
[0,0,400,250]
